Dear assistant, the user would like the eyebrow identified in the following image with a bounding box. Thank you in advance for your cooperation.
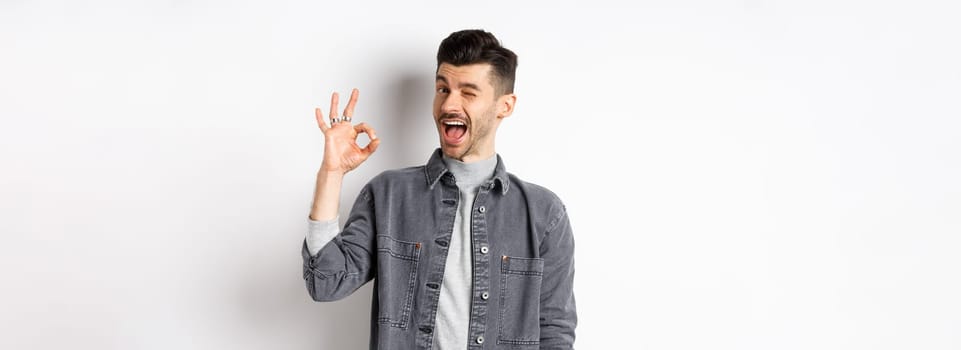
[436,75,482,91]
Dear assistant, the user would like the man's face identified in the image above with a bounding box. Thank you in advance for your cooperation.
[433,62,514,162]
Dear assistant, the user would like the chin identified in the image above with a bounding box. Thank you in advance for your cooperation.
[440,146,459,158]
[440,145,466,160]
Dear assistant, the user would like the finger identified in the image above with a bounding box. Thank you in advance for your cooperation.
[353,122,378,141]
[329,92,340,119]
[343,88,359,118]
[364,136,381,155]
[315,107,329,131]
[353,122,380,155]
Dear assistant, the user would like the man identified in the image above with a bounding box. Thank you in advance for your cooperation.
[302,29,576,349]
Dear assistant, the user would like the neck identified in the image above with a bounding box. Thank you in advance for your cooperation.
[446,143,495,163]
[442,153,497,187]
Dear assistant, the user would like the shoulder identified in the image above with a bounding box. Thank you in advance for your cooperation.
[505,172,568,219]
[504,173,574,238]
[359,165,428,196]
[508,173,562,201]
[370,165,424,184]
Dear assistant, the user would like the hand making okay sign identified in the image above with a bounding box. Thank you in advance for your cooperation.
[314,88,381,174]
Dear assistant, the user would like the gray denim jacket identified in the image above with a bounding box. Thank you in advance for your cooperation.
[302,149,576,349]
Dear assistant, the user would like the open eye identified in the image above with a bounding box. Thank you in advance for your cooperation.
[436,87,450,94]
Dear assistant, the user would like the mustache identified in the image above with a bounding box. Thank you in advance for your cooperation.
[440,113,465,120]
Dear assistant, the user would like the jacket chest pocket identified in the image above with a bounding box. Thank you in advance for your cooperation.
[498,255,544,346]
[375,235,421,329]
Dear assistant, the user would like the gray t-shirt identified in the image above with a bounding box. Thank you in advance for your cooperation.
[434,154,497,349]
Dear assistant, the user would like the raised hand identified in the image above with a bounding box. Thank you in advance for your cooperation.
[314,88,380,174]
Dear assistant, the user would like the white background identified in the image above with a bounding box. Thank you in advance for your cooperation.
[2,0,960,349]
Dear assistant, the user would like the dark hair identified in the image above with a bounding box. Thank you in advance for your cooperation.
[436,29,518,94]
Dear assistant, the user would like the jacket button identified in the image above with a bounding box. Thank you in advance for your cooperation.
[478,206,486,213]
[480,246,489,254]
[476,336,485,344]
[481,292,489,300]
[435,239,449,247]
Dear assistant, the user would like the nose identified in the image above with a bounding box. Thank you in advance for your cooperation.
[440,93,462,115]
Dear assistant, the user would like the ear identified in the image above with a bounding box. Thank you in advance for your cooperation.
[496,93,517,119]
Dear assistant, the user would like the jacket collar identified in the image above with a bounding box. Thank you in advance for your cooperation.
[425,148,510,195]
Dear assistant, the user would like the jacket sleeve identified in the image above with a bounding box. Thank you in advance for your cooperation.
[538,205,577,349]
[301,184,377,302]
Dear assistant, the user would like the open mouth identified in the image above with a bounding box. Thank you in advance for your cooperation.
[442,119,467,144]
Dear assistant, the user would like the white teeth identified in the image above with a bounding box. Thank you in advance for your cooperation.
[443,121,465,126]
